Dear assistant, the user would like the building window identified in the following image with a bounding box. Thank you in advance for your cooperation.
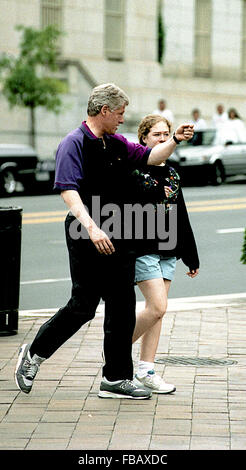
[41,0,63,31]
[242,1,246,78]
[194,0,212,77]
[104,0,125,60]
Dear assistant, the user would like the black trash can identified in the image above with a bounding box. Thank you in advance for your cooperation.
[0,206,22,336]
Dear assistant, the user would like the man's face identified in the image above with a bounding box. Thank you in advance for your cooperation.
[217,105,224,115]
[103,105,126,134]
[159,100,166,111]
[193,111,199,121]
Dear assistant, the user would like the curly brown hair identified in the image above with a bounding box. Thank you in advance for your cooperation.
[138,114,172,145]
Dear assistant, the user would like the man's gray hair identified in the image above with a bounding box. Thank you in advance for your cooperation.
[87,83,129,116]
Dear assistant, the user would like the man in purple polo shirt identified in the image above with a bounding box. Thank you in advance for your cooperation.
[15,83,194,400]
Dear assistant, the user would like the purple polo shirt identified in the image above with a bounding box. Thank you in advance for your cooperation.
[54,122,151,192]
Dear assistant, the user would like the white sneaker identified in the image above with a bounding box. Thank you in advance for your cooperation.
[134,370,176,394]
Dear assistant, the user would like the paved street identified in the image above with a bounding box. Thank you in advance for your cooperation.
[0,295,246,453]
[0,180,246,312]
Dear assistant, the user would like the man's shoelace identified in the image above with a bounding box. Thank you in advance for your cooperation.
[119,379,137,391]
[23,359,38,380]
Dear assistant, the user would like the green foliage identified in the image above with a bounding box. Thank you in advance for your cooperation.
[0,25,65,147]
[0,25,65,112]
[240,228,246,264]
[16,25,61,70]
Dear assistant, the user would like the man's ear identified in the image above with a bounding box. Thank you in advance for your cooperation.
[101,105,109,116]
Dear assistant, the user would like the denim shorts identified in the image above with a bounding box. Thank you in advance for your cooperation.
[135,254,176,282]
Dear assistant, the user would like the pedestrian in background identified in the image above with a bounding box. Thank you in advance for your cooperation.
[217,107,246,144]
[190,108,207,131]
[15,83,194,400]
[153,98,174,125]
[211,104,228,130]
[226,108,246,142]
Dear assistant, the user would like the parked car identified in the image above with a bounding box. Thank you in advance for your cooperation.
[0,144,38,196]
[175,129,246,185]
[0,144,56,196]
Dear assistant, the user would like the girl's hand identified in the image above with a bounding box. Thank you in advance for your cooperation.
[164,185,174,198]
[175,124,194,142]
[186,268,199,278]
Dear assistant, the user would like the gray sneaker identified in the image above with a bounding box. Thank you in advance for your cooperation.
[15,344,44,394]
[98,378,152,399]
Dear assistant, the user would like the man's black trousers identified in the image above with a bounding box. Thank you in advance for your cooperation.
[29,215,137,381]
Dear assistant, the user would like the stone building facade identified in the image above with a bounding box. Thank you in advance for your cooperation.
[0,0,246,158]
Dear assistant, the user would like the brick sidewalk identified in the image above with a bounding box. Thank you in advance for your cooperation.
[0,300,246,451]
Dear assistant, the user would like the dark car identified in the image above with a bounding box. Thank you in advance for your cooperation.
[0,144,57,196]
[176,129,246,185]
[0,144,38,196]
[35,157,55,190]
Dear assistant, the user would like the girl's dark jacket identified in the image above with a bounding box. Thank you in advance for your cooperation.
[129,163,200,271]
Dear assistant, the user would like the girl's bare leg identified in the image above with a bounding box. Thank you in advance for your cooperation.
[132,278,167,343]
[138,279,171,362]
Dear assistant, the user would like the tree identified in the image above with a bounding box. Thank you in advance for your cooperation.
[240,228,246,264]
[0,25,65,148]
